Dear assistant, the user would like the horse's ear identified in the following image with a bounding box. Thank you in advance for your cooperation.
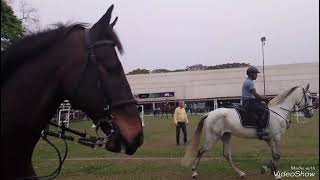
[94,4,114,27]
[90,4,114,40]
[110,17,118,28]
[103,4,114,24]
[305,83,310,91]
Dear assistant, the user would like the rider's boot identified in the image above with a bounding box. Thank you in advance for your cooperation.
[257,129,270,140]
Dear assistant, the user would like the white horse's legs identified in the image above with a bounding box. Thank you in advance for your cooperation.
[191,146,205,179]
[191,138,217,179]
[222,132,246,178]
[262,137,281,179]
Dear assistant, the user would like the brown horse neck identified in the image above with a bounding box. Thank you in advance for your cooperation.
[1,30,86,179]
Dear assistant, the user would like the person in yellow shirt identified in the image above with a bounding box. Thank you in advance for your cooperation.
[174,101,189,145]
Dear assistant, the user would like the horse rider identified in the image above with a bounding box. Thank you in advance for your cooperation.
[241,66,269,139]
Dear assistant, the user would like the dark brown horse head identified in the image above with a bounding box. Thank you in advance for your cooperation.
[61,5,143,155]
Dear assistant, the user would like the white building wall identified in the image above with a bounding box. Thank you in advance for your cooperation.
[127,63,319,101]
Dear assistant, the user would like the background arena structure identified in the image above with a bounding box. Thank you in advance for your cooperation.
[127,63,319,114]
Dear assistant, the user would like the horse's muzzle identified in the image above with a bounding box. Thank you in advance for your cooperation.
[303,108,314,118]
[105,130,143,155]
[123,131,144,155]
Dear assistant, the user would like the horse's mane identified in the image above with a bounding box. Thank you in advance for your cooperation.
[1,23,86,86]
[269,86,299,105]
[1,23,124,86]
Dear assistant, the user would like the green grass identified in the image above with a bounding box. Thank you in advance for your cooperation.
[32,112,319,180]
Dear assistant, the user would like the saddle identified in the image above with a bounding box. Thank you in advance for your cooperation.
[229,104,270,129]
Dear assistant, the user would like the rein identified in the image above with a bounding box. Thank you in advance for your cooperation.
[268,108,292,129]
[18,126,69,180]
[24,121,108,180]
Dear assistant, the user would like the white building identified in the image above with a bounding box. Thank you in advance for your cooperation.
[127,63,319,112]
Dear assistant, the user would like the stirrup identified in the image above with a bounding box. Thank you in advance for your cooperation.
[257,129,270,140]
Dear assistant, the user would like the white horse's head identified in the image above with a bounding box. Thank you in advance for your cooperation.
[269,84,314,118]
[296,84,314,118]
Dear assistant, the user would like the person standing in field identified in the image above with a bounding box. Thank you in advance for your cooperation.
[174,101,189,145]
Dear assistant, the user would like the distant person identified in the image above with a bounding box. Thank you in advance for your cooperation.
[174,101,189,145]
[241,66,269,139]
[193,103,198,115]
[137,106,145,127]
[153,107,157,117]
[156,107,160,116]
[313,94,319,110]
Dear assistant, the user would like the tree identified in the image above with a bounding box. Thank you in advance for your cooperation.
[151,69,171,73]
[18,0,40,33]
[127,68,150,75]
[205,62,250,70]
[1,0,23,49]
[186,64,206,71]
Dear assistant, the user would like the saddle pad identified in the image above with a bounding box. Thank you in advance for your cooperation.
[234,107,270,128]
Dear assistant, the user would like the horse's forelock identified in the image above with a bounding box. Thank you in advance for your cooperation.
[110,30,124,55]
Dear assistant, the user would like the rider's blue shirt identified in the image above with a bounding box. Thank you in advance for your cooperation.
[242,77,256,100]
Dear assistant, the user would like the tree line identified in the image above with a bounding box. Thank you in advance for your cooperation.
[127,63,250,75]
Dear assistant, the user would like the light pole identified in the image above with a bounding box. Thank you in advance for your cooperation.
[261,36,266,96]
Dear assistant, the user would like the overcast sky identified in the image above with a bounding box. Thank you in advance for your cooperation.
[10,0,319,72]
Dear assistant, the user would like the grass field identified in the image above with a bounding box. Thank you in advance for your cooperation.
[32,112,319,180]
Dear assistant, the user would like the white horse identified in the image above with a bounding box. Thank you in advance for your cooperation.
[182,84,314,179]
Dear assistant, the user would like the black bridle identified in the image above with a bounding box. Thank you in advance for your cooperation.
[294,88,314,114]
[80,28,137,135]
[80,29,137,113]
[31,29,137,180]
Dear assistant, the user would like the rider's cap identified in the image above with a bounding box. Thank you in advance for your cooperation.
[246,66,260,75]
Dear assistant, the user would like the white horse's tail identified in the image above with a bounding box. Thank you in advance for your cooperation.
[181,114,208,167]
